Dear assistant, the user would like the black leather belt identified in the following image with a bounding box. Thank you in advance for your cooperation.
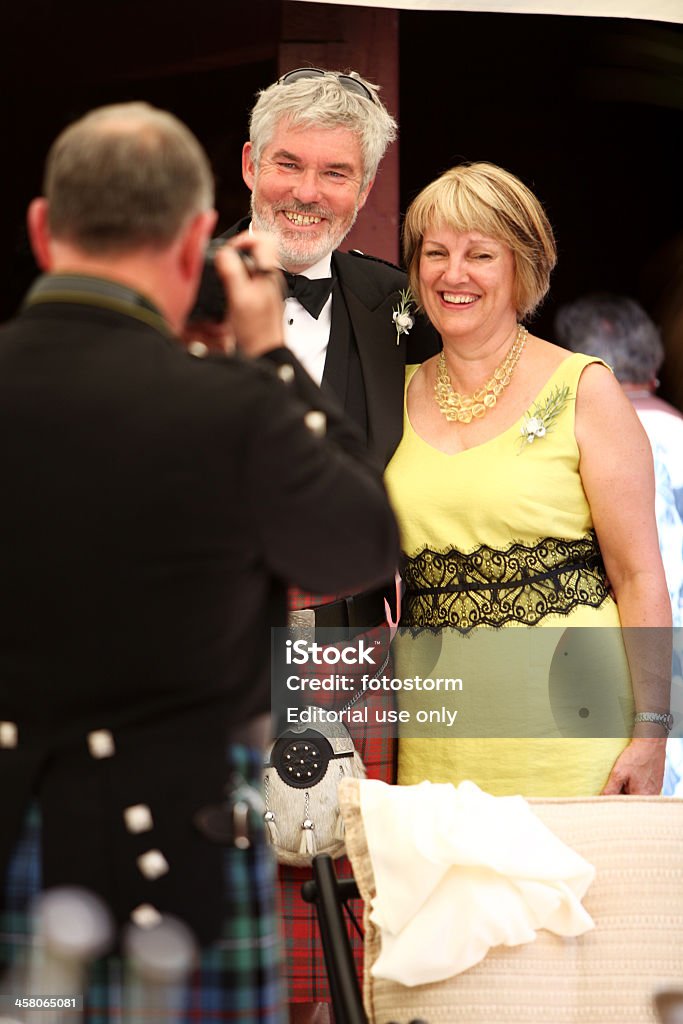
[294,583,394,632]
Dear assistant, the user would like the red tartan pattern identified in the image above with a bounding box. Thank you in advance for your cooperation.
[288,587,340,611]
[277,611,396,1002]
[280,726,396,1002]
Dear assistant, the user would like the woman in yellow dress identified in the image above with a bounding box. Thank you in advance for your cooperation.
[385,162,671,796]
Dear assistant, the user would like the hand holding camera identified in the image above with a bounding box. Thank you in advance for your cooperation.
[187,231,286,357]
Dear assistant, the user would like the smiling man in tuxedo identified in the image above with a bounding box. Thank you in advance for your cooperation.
[221,68,440,1024]
[226,67,439,470]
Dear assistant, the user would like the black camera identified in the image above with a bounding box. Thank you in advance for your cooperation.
[187,239,256,324]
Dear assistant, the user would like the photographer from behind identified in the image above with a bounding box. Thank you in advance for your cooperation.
[0,101,399,1023]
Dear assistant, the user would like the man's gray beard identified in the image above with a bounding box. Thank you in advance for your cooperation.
[250,197,358,272]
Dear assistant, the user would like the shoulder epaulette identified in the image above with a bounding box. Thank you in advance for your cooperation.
[347,249,404,272]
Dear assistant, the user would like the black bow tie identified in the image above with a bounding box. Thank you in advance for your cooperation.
[283,272,334,320]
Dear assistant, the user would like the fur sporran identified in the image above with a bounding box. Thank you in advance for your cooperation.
[262,710,366,867]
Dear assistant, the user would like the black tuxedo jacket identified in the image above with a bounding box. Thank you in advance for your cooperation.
[221,219,441,468]
[0,275,398,943]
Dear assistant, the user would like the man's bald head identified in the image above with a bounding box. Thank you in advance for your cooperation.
[43,102,215,254]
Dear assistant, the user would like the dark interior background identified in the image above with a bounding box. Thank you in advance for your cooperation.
[399,11,683,363]
[0,0,280,322]
[2,3,681,395]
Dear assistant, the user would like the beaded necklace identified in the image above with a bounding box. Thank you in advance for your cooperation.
[434,324,528,423]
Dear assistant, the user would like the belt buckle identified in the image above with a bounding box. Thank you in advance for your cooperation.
[288,608,316,648]
[288,608,316,631]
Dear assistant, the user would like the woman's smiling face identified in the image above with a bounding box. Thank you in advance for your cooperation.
[418,225,518,343]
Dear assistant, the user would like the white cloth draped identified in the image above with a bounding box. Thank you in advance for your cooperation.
[360,779,596,986]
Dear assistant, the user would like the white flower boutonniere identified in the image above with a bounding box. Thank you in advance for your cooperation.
[392,288,414,344]
[519,384,572,451]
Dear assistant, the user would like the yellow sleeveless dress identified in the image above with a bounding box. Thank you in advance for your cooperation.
[384,353,633,796]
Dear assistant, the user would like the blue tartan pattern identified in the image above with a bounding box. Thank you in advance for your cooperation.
[1,746,287,1024]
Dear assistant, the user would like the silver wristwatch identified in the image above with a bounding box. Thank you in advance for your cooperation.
[634,711,674,734]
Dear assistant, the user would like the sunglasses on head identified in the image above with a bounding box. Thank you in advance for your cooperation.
[277,67,376,104]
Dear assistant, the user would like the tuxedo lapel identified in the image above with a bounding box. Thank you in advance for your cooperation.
[321,279,351,408]
[332,251,406,468]
[219,224,408,467]
[320,279,369,444]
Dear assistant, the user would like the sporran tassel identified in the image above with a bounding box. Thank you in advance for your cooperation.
[263,774,281,847]
[264,810,280,847]
[298,792,316,854]
[299,818,316,856]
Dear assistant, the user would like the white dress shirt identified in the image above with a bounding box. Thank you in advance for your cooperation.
[247,222,333,384]
[282,252,333,385]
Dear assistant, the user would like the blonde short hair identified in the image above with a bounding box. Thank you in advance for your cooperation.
[402,162,557,320]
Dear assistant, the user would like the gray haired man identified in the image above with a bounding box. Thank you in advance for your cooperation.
[221,68,440,1024]
[226,67,439,467]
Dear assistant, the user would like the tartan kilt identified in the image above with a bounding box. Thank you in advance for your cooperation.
[0,745,287,1024]
[276,630,397,1003]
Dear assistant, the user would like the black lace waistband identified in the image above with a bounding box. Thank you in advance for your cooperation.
[402,532,610,632]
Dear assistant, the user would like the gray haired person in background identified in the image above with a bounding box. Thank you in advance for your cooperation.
[556,293,683,795]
